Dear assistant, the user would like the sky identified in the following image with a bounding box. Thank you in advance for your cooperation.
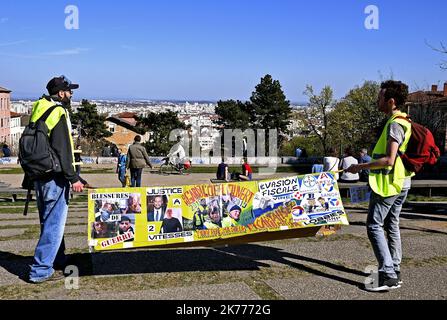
[0,0,446,102]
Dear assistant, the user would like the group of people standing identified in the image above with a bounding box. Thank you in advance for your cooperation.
[323,147,372,183]
[116,135,153,188]
[115,135,188,188]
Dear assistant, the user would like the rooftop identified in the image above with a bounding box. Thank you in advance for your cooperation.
[0,86,12,93]
[10,112,22,118]
[106,116,145,134]
[115,112,137,119]
[407,82,447,106]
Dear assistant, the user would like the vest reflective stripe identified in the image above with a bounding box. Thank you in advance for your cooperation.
[30,98,76,170]
[369,111,414,197]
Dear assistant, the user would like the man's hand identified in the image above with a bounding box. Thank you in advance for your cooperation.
[346,164,362,174]
[72,181,84,193]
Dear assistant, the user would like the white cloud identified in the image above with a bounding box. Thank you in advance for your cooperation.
[0,52,42,59]
[121,44,136,50]
[0,44,89,59]
[0,40,28,47]
[44,48,90,56]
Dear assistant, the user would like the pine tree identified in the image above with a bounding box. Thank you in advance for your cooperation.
[250,75,292,144]
[71,100,112,142]
[136,111,190,156]
[214,100,252,131]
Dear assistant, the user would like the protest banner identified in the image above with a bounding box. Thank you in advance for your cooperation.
[88,173,349,252]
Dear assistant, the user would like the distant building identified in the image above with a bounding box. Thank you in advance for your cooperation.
[105,112,150,153]
[407,82,447,154]
[11,101,32,114]
[181,114,221,152]
[0,86,11,145]
[9,112,25,154]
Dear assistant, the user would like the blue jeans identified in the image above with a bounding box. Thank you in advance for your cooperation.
[118,170,126,187]
[367,189,409,278]
[29,175,70,282]
[130,168,143,187]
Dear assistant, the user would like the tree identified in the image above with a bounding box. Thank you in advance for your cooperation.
[71,100,112,143]
[302,85,335,155]
[328,81,385,153]
[280,135,324,157]
[250,74,292,144]
[214,100,252,130]
[427,40,447,70]
[136,111,190,156]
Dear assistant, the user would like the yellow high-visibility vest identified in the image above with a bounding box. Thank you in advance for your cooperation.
[369,111,415,197]
[30,98,76,170]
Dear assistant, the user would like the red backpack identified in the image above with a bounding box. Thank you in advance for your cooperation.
[395,116,441,173]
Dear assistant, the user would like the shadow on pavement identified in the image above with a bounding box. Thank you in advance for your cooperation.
[1,243,369,289]
[349,221,447,236]
[0,251,33,281]
[0,248,270,283]
[218,245,369,289]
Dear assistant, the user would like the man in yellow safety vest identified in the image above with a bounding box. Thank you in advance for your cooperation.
[347,80,414,292]
[28,76,85,284]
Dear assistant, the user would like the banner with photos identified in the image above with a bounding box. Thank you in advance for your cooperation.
[88,173,349,252]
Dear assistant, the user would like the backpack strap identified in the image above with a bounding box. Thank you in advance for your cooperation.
[394,116,412,157]
[22,105,61,216]
[23,187,32,217]
[35,105,61,124]
[394,115,412,123]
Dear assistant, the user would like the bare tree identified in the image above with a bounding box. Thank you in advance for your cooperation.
[303,85,335,154]
[426,40,447,70]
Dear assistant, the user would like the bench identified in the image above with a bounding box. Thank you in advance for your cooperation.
[338,180,447,198]
[0,188,32,202]
[0,186,77,202]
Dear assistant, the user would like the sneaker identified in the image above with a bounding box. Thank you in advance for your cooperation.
[396,271,403,285]
[366,273,401,292]
[28,270,66,284]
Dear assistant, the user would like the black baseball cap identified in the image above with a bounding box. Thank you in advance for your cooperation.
[46,75,79,95]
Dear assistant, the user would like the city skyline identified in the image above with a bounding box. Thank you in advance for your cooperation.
[0,0,446,101]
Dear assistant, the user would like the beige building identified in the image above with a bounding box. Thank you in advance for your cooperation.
[0,86,11,145]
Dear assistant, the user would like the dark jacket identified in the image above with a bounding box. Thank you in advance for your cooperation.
[34,96,79,184]
[126,142,152,169]
[2,147,11,157]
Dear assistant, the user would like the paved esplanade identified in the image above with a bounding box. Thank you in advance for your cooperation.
[0,172,446,299]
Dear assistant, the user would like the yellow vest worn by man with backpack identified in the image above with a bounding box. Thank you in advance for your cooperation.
[369,111,415,197]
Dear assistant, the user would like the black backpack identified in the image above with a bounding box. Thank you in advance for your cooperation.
[19,106,63,182]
